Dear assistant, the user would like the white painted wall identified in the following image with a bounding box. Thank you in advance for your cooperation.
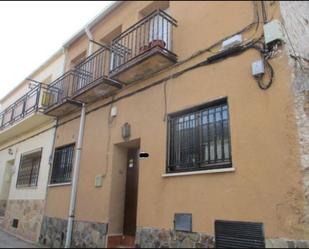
[0,126,55,200]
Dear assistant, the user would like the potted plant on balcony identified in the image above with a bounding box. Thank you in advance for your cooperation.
[149,39,166,49]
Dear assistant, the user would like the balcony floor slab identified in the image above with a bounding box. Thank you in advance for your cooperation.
[0,113,54,146]
[44,99,80,117]
[72,77,122,104]
[110,46,177,84]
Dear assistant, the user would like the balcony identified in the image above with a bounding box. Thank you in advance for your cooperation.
[0,85,53,145]
[72,47,122,103]
[43,71,80,117]
[44,47,122,117]
[109,9,178,83]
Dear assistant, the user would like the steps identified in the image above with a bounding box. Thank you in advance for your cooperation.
[107,235,136,248]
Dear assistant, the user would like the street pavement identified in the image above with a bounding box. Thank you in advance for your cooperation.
[0,228,37,248]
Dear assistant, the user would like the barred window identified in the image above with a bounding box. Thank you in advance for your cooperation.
[50,144,75,185]
[16,149,42,187]
[167,99,232,173]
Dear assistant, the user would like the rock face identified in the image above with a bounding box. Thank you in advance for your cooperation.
[135,227,215,248]
[2,199,44,242]
[39,216,108,248]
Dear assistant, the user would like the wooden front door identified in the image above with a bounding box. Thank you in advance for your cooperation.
[123,148,139,236]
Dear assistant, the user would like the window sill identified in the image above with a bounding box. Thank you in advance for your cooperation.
[162,167,235,178]
[15,186,38,190]
[48,182,71,188]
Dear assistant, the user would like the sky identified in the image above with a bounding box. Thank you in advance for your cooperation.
[0,1,113,101]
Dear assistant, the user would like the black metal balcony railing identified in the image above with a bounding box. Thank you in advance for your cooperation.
[72,47,110,95]
[110,9,177,74]
[0,85,42,131]
[43,71,78,108]
[44,47,113,111]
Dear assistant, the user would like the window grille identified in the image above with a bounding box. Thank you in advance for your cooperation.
[167,99,232,173]
[16,149,42,187]
[50,144,75,184]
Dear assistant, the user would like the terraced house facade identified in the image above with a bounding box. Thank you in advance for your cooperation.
[1,1,309,248]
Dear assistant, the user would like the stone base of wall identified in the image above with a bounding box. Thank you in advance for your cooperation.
[39,216,108,248]
[136,227,309,248]
[39,216,67,248]
[135,227,215,248]
[266,238,309,248]
[2,199,44,242]
[0,200,7,217]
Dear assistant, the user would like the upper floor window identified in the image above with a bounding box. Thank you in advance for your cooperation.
[16,149,42,188]
[167,99,232,173]
[50,144,75,185]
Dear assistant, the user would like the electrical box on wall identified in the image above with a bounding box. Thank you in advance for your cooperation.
[95,175,103,188]
[222,34,243,50]
[111,106,117,117]
[252,60,265,77]
[263,20,285,46]
[174,213,192,232]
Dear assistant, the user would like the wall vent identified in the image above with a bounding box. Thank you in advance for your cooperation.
[12,219,19,229]
[215,220,265,248]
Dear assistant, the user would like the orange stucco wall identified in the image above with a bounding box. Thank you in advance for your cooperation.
[44,1,307,240]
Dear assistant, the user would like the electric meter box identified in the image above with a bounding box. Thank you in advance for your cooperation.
[95,175,103,187]
[252,60,265,77]
[263,20,285,45]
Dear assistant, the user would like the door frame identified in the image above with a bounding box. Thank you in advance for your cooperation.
[123,148,140,236]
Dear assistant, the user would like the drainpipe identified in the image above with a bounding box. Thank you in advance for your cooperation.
[65,102,86,248]
[85,26,94,56]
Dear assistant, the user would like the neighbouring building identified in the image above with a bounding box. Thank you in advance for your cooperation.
[0,49,65,241]
[0,1,308,248]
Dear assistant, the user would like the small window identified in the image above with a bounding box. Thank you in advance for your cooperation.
[50,144,75,185]
[167,98,232,173]
[16,149,42,188]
